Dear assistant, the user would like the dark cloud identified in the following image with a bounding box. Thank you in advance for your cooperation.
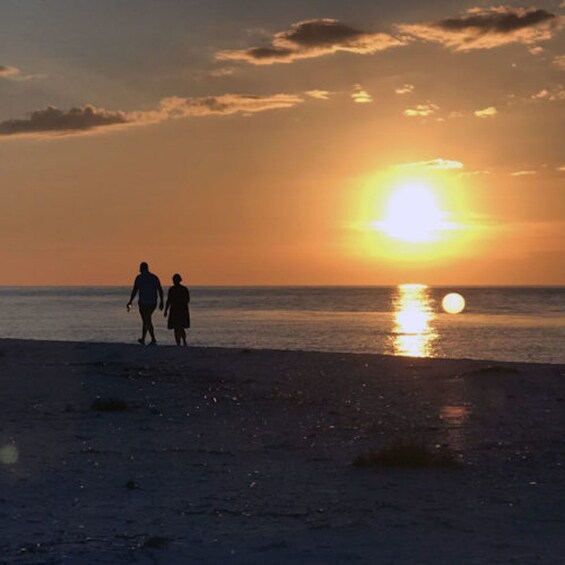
[439,8,555,34]
[282,19,364,46]
[0,93,306,139]
[217,18,406,65]
[399,7,562,51]
[0,105,131,137]
[245,47,295,61]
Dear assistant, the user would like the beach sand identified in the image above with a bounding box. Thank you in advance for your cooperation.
[0,339,564,564]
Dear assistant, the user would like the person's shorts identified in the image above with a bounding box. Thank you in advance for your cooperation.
[138,304,156,319]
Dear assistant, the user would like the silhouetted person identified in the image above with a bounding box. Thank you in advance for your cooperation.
[127,262,164,345]
[164,273,190,346]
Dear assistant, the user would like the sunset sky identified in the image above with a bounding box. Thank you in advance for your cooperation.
[1,0,564,285]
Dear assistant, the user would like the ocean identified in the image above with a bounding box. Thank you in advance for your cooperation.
[0,286,563,364]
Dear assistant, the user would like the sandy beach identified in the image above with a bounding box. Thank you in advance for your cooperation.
[1,338,564,564]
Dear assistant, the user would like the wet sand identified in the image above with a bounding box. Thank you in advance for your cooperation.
[1,338,564,564]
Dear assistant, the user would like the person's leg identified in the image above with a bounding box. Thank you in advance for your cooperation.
[138,306,147,343]
[139,305,157,344]
[174,329,181,346]
[180,328,187,346]
[146,305,157,343]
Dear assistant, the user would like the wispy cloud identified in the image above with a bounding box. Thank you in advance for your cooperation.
[461,169,492,176]
[209,67,236,78]
[0,65,45,81]
[216,18,406,65]
[0,65,21,79]
[396,158,464,170]
[474,106,498,118]
[398,6,561,51]
[0,93,307,139]
[530,86,565,101]
[156,93,304,118]
[403,103,439,117]
[554,55,565,70]
[395,84,414,95]
[305,89,332,100]
[351,84,373,104]
[532,88,550,99]
[510,170,536,176]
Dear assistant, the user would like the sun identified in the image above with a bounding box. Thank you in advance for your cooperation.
[373,182,456,243]
[442,292,466,314]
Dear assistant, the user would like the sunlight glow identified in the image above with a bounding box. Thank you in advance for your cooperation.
[390,284,437,357]
[373,182,457,243]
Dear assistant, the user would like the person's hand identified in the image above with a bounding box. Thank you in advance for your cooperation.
[159,302,164,311]
[126,302,132,312]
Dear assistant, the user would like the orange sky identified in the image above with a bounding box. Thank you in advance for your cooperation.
[0,2,564,285]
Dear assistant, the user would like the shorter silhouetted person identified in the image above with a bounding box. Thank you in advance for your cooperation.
[127,262,164,345]
[164,273,190,346]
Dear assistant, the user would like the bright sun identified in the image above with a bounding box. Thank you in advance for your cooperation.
[373,182,455,243]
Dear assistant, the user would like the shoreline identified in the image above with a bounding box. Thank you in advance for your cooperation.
[1,339,564,563]
[1,337,563,368]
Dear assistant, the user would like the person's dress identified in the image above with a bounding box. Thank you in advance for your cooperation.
[167,285,190,329]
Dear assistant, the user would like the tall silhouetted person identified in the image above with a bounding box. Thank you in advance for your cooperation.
[127,262,164,345]
[164,273,190,346]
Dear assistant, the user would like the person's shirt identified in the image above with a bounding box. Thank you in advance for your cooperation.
[167,285,190,309]
[133,272,162,306]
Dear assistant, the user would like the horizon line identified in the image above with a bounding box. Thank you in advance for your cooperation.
[1,284,563,289]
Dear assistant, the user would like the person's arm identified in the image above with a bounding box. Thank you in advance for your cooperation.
[157,278,164,310]
[127,279,138,309]
[164,288,171,317]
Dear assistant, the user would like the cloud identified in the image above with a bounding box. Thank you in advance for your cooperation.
[216,18,406,65]
[0,93,305,139]
[156,93,304,118]
[351,84,373,104]
[395,84,414,95]
[510,170,536,176]
[305,89,332,100]
[461,169,492,176]
[0,65,45,81]
[209,67,236,78]
[0,65,20,79]
[531,86,565,101]
[554,55,565,69]
[396,158,464,170]
[403,103,439,117]
[398,6,561,51]
[474,106,498,118]
[0,105,131,137]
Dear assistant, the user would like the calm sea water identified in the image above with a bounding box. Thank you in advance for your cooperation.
[0,286,563,363]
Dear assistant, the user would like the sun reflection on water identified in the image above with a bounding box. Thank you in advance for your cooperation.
[390,284,437,357]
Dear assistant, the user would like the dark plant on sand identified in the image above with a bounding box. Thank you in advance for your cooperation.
[353,441,459,469]
[91,397,130,412]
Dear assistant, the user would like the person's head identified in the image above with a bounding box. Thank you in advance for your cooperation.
[172,273,182,285]
[139,262,149,273]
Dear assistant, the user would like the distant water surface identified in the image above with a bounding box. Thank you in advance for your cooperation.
[0,286,563,364]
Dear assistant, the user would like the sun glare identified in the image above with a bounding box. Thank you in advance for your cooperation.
[373,182,456,243]
[390,284,437,357]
